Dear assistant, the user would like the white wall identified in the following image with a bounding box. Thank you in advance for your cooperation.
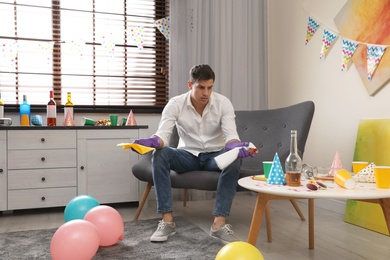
[268,0,390,168]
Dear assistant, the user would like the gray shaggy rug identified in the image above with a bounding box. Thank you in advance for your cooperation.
[0,216,225,259]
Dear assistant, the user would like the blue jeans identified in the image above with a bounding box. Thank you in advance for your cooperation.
[151,147,242,217]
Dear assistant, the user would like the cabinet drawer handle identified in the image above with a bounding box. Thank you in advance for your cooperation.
[41,157,45,161]
[41,138,45,142]
[41,177,46,182]
[80,166,84,170]
[41,197,46,201]
[0,169,3,173]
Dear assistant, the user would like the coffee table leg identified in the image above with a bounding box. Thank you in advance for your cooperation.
[248,193,270,245]
[379,198,390,234]
[308,198,314,249]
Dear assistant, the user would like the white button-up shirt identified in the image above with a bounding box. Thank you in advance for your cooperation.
[155,91,240,156]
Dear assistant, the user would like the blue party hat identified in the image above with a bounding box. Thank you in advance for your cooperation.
[266,153,286,185]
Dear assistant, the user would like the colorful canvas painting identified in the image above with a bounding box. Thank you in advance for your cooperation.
[334,0,390,95]
[344,119,390,236]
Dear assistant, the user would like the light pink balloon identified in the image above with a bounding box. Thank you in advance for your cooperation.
[50,219,100,260]
[84,205,124,246]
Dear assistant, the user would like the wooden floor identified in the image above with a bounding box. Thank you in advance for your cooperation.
[0,192,389,260]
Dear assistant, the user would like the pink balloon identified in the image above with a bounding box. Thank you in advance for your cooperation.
[50,220,100,260]
[84,205,124,246]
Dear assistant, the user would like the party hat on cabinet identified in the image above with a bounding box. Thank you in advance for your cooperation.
[126,110,137,126]
[266,153,286,185]
[63,110,75,126]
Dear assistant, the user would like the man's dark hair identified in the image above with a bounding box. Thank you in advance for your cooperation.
[189,64,215,83]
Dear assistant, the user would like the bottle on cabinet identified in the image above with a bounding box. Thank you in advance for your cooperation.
[285,130,302,186]
[63,92,75,126]
[20,95,31,126]
[47,90,57,126]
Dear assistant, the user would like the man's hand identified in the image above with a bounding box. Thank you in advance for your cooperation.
[237,147,251,158]
[225,141,249,151]
[133,136,160,148]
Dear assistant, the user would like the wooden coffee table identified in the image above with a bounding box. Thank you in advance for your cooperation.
[238,177,390,249]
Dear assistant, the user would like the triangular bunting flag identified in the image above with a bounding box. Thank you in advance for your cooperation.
[154,17,170,41]
[127,26,144,50]
[66,39,86,58]
[367,44,387,81]
[341,38,359,72]
[353,162,376,183]
[266,153,286,185]
[305,16,320,45]
[101,33,116,57]
[320,29,338,59]
[37,41,54,64]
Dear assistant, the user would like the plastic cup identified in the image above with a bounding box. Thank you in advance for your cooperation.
[110,114,118,126]
[334,169,355,189]
[352,161,368,174]
[84,117,95,126]
[262,161,273,179]
[374,166,390,189]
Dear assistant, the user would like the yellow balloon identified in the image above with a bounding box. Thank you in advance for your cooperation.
[215,241,264,260]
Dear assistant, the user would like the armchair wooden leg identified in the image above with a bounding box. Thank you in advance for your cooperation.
[265,202,272,242]
[183,188,188,207]
[290,199,305,221]
[134,182,153,221]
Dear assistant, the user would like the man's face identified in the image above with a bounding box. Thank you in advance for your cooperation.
[188,79,214,105]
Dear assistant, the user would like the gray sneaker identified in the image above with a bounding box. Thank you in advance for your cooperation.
[210,224,240,244]
[150,220,176,242]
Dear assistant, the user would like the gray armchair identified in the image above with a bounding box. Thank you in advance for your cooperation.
[132,101,315,239]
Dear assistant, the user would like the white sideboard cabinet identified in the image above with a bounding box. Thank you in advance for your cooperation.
[1,126,148,212]
[77,129,141,204]
[0,130,6,211]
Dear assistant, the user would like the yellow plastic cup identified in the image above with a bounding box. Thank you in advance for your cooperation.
[352,161,368,174]
[374,166,390,189]
[334,169,355,189]
[262,161,273,179]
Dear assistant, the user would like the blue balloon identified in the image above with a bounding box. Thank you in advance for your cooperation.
[64,195,100,222]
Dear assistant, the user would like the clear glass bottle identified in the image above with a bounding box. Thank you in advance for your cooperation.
[0,92,4,118]
[20,95,30,126]
[62,92,75,126]
[285,130,302,186]
[47,90,57,126]
[64,92,74,122]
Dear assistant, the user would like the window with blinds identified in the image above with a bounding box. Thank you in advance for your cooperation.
[0,0,169,112]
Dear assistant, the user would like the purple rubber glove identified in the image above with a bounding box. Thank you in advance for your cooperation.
[237,147,251,158]
[133,136,160,148]
[225,141,249,151]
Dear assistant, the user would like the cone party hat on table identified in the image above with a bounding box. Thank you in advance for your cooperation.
[266,153,286,185]
[353,162,376,183]
[63,110,75,126]
[126,110,137,126]
[328,151,343,176]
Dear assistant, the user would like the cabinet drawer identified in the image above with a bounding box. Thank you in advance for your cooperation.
[8,130,76,150]
[8,149,76,169]
[8,168,77,190]
[8,187,77,210]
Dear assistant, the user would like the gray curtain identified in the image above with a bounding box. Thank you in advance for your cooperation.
[169,0,268,110]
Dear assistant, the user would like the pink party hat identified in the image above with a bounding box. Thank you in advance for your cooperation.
[62,110,75,126]
[266,153,286,185]
[328,151,343,176]
[126,110,137,126]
